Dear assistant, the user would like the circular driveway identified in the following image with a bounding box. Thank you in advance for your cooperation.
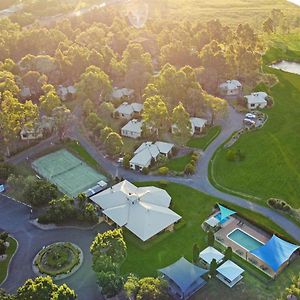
[0,195,110,300]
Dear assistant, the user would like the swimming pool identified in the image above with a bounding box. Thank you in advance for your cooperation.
[228,229,264,251]
[214,212,229,224]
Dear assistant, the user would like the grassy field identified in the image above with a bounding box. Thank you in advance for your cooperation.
[211,35,300,209]
[121,182,299,300]
[147,0,300,26]
[166,152,193,172]
[187,126,221,150]
[0,237,17,285]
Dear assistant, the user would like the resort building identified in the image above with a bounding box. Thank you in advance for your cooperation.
[219,80,243,97]
[172,117,208,136]
[199,247,224,266]
[245,92,268,110]
[130,141,174,171]
[90,180,181,241]
[121,119,143,139]
[216,260,245,288]
[111,87,134,100]
[114,102,144,119]
[159,257,208,300]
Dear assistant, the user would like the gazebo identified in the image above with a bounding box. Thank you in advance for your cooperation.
[158,257,208,299]
[216,260,244,288]
[199,246,224,266]
[250,235,299,274]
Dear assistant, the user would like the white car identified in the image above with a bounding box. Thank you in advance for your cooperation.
[245,113,256,119]
[243,118,256,126]
[117,157,124,164]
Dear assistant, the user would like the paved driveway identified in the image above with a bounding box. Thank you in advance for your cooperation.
[0,194,110,300]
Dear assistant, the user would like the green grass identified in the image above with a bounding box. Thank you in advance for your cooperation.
[148,0,300,26]
[0,237,18,285]
[187,126,221,150]
[211,35,300,209]
[166,152,193,172]
[121,182,299,300]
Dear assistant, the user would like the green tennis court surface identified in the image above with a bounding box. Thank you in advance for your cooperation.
[32,149,106,197]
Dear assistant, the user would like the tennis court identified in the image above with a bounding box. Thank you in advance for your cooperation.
[32,149,107,197]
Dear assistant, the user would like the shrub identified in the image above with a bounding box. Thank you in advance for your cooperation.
[158,167,169,176]
[207,230,215,246]
[190,159,197,166]
[184,163,195,175]
[158,180,168,188]
[209,259,217,277]
[226,149,236,161]
[142,167,149,175]
[224,247,232,260]
[0,162,16,181]
[192,243,200,263]
[123,153,132,169]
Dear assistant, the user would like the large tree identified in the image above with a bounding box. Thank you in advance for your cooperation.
[16,276,76,300]
[204,93,227,125]
[172,102,192,144]
[142,95,169,136]
[104,132,123,157]
[39,84,61,116]
[75,66,112,103]
[52,105,72,140]
[0,91,38,156]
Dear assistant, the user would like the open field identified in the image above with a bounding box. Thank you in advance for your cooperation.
[0,237,17,285]
[121,182,299,300]
[211,35,300,209]
[147,0,300,26]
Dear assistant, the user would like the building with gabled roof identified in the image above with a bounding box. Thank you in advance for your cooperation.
[121,119,143,139]
[115,102,144,119]
[90,180,181,241]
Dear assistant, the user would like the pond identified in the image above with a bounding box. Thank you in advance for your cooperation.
[270,60,300,76]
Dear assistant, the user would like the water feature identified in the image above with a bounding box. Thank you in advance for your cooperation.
[270,61,300,76]
[227,229,264,251]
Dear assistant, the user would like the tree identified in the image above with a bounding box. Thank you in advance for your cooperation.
[209,258,217,277]
[0,240,7,256]
[0,91,38,156]
[97,271,123,298]
[224,247,232,260]
[184,163,195,175]
[75,66,112,103]
[0,70,20,96]
[136,277,169,300]
[203,93,227,125]
[193,243,200,263]
[39,84,61,116]
[100,126,113,142]
[207,230,215,247]
[124,274,140,300]
[279,274,300,300]
[92,254,118,274]
[172,102,192,144]
[0,232,8,243]
[142,95,169,136]
[23,177,59,207]
[16,276,76,300]
[90,229,127,264]
[263,17,275,34]
[98,102,114,118]
[52,106,72,140]
[104,132,123,157]
[0,162,16,181]
[83,99,94,117]
[85,113,102,131]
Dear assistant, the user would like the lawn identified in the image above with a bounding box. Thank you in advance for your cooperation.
[148,0,299,26]
[187,126,221,150]
[0,236,18,285]
[166,152,193,172]
[121,182,299,299]
[211,35,300,209]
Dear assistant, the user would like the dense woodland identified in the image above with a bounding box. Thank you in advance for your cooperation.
[1,2,294,157]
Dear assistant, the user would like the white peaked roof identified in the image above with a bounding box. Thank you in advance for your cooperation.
[219,80,242,90]
[90,181,181,241]
[245,92,268,104]
[112,88,134,99]
[217,260,244,282]
[155,141,174,154]
[122,119,143,134]
[199,247,224,264]
[116,102,144,115]
[190,117,207,129]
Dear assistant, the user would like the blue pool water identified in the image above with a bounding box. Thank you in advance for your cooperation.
[214,212,229,224]
[228,229,264,251]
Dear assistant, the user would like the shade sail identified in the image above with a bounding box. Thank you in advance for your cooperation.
[217,260,244,282]
[250,235,299,272]
[199,246,224,264]
[159,257,207,294]
[218,204,236,221]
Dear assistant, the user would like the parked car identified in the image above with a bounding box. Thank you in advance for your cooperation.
[0,184,5,193]
[245,113,256,119]
[243,118,256,126]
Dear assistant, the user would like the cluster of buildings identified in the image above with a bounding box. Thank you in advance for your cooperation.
[219,80,269,110]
